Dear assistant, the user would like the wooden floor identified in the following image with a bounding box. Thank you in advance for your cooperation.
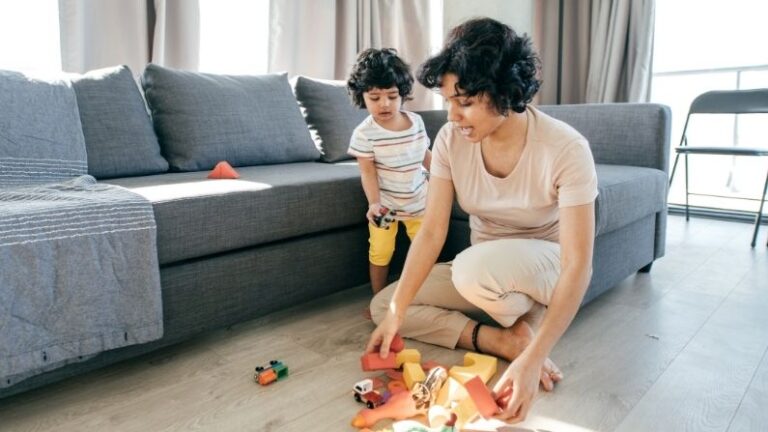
[1,215,767,432]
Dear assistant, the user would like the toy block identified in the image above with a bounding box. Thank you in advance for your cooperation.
[449,352,497,384]
[453,396,480,428]
[435,376,468,407]
[387,380,407,394]
[402,362,426,390]
[207,161,240,179]
[361,352,397,371]
[370,377,385,389]
[373,333,405,353]
[464,376,501,418]
[385,369,403,381]
[427,404,453,428]
[395,349,421,368]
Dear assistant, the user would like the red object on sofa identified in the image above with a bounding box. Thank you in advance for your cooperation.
[207,161,240,179]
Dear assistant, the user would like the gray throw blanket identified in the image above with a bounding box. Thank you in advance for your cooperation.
[0,176,163,388]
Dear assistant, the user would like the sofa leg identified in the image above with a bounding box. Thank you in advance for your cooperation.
[638,262,653,273]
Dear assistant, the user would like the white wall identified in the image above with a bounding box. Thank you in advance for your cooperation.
[442,0,533,38]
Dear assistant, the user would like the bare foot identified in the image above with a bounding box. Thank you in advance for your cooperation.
[494,321,563,391]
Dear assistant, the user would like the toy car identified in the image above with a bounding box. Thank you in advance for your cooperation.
[353,378,387,409]
[373,207,397,229]
[254,360,288,385]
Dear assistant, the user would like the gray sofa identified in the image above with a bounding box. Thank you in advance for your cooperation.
[0,68,670,397]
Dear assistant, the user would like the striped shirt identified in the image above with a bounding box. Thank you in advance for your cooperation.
[348,111,430,218]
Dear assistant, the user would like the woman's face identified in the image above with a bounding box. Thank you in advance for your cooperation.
[439,73,505,143]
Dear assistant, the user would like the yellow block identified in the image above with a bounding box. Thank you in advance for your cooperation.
[395,348,421,368]
[402,362,426,390]
[435,376,468,407]
[448,352,498,384]
[453,396,479,428]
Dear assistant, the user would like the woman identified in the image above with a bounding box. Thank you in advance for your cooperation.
[365,17,598,423]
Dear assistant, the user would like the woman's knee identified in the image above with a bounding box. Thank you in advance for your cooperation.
[369,283,395,324]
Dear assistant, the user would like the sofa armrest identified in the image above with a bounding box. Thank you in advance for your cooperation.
[539,103,672,174]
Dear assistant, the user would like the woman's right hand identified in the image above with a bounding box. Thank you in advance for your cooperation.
[365,309,402,358]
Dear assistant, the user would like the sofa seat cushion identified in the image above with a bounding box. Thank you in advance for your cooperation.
[450,164,667,237]
[105,162,366,265]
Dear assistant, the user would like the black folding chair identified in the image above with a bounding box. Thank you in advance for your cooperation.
[669,88,768,247]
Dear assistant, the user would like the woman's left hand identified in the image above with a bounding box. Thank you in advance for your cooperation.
[492,353,543,423]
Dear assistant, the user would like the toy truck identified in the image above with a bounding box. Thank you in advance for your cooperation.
[254,360,288,385]
[353,378,386,409]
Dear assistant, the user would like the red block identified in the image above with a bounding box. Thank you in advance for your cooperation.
[464,376,501,418]
[373,333,405,353]
[361,352,397,371]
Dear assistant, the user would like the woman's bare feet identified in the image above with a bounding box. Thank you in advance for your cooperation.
[475,320,563,391]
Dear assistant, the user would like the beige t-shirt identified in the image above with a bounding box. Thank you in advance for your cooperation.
[431,106,598,244]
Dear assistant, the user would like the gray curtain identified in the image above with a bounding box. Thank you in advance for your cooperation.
[58,0,200,75]
[534,0,655,105]
[269,0,435,110]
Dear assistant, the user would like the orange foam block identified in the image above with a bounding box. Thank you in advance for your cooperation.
[361,352,397,371]
[207,161,240,179]
[464,376,501,418]
[373,333,405,353]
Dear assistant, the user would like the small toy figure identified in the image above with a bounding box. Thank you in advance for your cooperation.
[254,360,288,385]
[372,206,397,229]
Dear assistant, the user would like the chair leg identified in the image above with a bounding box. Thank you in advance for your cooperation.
[669,152,681,188]
[684,154,690,221]
[751,168,768,248]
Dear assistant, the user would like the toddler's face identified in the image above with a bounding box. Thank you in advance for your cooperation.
[362,87,402,124]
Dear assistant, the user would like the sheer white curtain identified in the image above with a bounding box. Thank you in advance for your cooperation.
[269,0,436,109]
[58,0,150,74]
[58,0,199,75]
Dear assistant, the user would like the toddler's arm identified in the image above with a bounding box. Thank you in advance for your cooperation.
[356,157,383,224]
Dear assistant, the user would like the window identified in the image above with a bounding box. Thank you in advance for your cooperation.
[0,0,61,73]
[652,0,768,213]
[198,0,270,75]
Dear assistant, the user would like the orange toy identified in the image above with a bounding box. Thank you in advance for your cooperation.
[464,376,502,418]
[361,352,398,371]
[207,161,240,179]
[351,390,423,429]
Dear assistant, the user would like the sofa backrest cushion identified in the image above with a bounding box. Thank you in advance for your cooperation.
[71,65,169,179]
[0,70,87,187]
[293,76,368,163]
[141,64,320,172]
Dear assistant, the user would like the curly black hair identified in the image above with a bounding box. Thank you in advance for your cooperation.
[347,48,414,109]
[417,17,541,115]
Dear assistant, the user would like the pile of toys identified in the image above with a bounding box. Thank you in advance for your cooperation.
[352,334,504,431]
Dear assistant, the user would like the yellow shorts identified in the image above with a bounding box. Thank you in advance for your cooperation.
[368,217,423,266]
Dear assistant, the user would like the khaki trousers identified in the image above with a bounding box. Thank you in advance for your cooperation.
[370,239,561,348]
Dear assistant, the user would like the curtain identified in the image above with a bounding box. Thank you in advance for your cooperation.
[149,0,200,70]
[59,0,200,75]
[269,0,435,110]
[58,0,150,74]
[533,0,655,105]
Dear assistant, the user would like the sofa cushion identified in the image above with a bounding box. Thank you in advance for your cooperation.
[0,70,87,187]
[104,162,367,265]
[451,164,667,237]
[71,65,169,179]
[293,76,368,163]
[141,65,320,171]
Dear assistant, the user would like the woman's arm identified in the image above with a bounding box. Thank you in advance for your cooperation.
[495,201,595,422]
[365,175,454,355]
